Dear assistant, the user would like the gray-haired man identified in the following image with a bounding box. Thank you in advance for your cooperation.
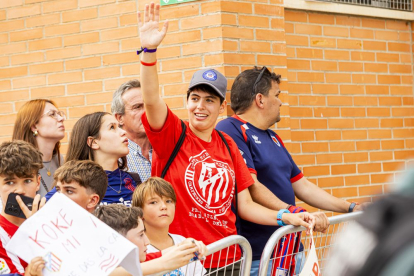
[112,80,152,181]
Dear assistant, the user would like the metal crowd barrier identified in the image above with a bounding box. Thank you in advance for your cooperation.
[258,212,363,276]
[161,235,252,276]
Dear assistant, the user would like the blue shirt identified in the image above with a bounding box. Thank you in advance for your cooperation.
[45,168,137,207]
[126,138,152,182]
[216,115,303,260]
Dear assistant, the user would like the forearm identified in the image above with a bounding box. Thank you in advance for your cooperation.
[249,175,289,211]
[239,199,278,226]
[141,259,169,275]
[140,52,162,107]
[293,179,350,213]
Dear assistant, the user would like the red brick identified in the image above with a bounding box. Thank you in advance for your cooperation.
[383,161,405,172]
[10,28,42,42]
[62,8,98,22]
[315,130,341,141]
[378,75,401,85]
[351,51,375,61]
[11,52,44,65]
[318,176,344,188]
[388,42,410,52]
[84,67,120,80]
[0,66,27,78]
[362,18,385,29]
[350,28,374,39]
[366,86,389,95]
[344,152,368,163]
[357,141,381,151]
[43,0,77,13]
[289,107,313,117]
[345,175,370,186]
[365,63,388,73]
[78,0,114,8]
[285,10,308,23]
[0,20,25,32]
[312,61,337,71]
[382,140,405,150]
[368,129,392,139]
[13,76,46,88]
[375,30,399,41]
[29,62,64,74]
[310,37,336,48]
[332,164,356,175]
[363,41,386,51]
[330,141,355,152]
[67,82,102,95]
[370,152,393,161]
[46,47,81,61]
[295,24,322,35]
[339,62,363,72]
[296,48,323,59]
[312,84,338,95]
[286,35,309,46]
[257,30,285,41]
[367,107,390,117]
[66,57,101,70]
[28,38,62,51]
[328,118,354,128]
[64,33,99,46]
[101,26,138,42]
[338,39,362,49]
[355,118,379,128]
[325,50,350,60]
[340,85,364,95]
[359,185,383,196]
[49,72,82,84]
[301,119,328,129]
[240,41,271,53]
[8,5,41,19]
[395,150,414,160]
[309,13,334,24]
[45,23,80,37]
[31,86,65,98]
[314,107,340,117]
[316,153,342,164]
[255,4,282,16]
[324,26,349,37]
[303,166,330,177]
[389,64,412,74]
[341,108,365,117]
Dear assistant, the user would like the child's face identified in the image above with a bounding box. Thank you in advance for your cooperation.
[126,218,150,262]
[55,181,97,212]
[0,173,40,212]
[95,115,129,159]
[142,194,175,229]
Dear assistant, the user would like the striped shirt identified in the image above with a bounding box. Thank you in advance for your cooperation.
[126,138,152,182]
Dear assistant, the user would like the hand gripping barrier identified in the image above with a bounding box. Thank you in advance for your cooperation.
[161,235,252,276]
[258,212,363,276]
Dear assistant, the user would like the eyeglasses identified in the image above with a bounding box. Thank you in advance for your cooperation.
[253,66,270,95]
[43,110,66,120]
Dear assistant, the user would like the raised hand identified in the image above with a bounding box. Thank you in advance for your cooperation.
[138,2,169,49]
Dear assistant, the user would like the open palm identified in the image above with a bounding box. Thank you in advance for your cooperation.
[138,3,168,49]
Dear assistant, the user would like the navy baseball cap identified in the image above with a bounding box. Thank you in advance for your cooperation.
[188,69,227,100]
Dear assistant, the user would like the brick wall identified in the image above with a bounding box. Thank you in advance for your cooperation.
[0,0,413,211]
[285,10,414,211]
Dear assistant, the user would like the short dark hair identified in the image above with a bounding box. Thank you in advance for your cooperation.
[187,84,225,104]
[132,177,176,208]
[230,67,281,114]
[94,204,143,236]
[53,160,107,204]
[0,140,43,178]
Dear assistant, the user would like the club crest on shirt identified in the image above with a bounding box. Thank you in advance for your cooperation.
[185,150,235,216]
[271,136,281,147]
[252,135,261,144]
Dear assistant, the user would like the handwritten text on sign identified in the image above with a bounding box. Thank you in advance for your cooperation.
[6,193,142,276]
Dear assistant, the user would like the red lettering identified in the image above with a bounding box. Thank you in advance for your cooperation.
[90,216,97,228]
[59,209,73,226]
[51,217,69,233]
[312,262,319,276]
[29,230,50,249]
[62,236,80,253]
[42,224,58,239]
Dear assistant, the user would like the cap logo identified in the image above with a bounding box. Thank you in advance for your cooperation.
[202,70,217,81]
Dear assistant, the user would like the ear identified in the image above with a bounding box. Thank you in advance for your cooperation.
[87,194,100,211]
[31,125,37,133]
[218,100,227,114]
[114,113,124,127]
[36,174,41,192]
[255,93,265,109]
[87,136,100,150]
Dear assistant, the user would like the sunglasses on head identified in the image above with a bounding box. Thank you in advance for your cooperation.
[253,66,270,95]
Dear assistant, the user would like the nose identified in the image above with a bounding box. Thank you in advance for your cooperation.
[160,200,167,210]
[119,127,127,136]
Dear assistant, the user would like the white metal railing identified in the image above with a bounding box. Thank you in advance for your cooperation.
[314,0,412,11]
[258,212,363,276]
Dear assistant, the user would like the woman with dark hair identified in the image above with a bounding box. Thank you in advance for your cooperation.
[13,99,65,196]
[46,112,141,205]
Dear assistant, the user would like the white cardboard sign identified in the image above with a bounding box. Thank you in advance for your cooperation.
[6,193,142,276]
[299,231,321,276]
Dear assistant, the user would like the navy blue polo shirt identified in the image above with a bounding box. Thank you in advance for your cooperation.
[216,115,303,260]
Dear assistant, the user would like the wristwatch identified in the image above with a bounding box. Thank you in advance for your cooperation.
[277,209,291,226]
[348,202,357,213]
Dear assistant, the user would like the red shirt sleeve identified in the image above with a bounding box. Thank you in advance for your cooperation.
[145,252,162,262]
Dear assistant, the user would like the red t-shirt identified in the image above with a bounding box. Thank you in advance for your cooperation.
[142,108,253,268]
[0,214,27,275]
